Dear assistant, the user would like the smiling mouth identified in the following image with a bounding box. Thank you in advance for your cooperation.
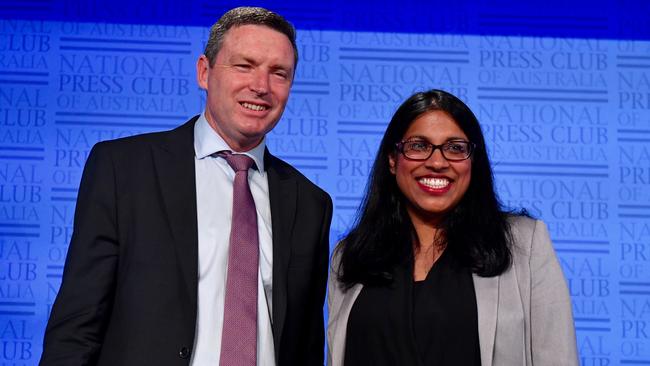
[240,102,268,111]
[418,177,450,189]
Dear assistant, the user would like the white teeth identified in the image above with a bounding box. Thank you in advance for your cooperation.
[419,177,450,189]
[241,102,266,111]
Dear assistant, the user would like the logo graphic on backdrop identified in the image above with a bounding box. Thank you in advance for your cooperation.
[1,19,649,365]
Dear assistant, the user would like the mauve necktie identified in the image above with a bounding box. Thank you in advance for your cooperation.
[218,151,258,366]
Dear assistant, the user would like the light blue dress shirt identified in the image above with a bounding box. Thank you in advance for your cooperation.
[189,112,275,366]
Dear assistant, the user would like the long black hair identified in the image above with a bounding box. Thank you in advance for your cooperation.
[337,89,514,288]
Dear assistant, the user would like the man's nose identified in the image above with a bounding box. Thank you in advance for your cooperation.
[250,70,270,95]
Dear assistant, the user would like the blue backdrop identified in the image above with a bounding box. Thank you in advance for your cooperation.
[1,1,649,364]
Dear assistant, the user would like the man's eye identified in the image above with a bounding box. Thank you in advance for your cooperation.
[233,64,252,71]
[273,71,289,79]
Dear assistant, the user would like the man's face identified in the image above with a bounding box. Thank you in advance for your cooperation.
[197,24,295,151]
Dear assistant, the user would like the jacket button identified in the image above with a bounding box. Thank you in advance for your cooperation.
[178,347,191,359]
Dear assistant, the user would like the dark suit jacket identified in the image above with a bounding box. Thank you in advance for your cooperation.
[40,117,333,366]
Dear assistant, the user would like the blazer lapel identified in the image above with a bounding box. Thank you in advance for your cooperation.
[473,274,500,366]
[152,119,199,310]
[328,283,363,366]
[266,152,297,358]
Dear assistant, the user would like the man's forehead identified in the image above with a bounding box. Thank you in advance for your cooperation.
[219,25,296,66]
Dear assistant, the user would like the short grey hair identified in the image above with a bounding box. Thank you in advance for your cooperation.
[203,6,298,68]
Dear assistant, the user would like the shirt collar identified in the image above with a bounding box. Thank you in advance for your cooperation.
[194,111,266,172]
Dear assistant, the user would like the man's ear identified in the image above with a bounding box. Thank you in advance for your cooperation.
[196,55,210,90]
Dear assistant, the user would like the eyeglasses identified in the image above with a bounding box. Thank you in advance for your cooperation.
[395,139,475,161]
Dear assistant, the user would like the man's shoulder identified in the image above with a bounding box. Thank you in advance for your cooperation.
[266,153,331,201]
[92,116,197,155]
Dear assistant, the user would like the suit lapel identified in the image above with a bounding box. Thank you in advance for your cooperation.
[473,274,500,366]
[152,119,199,310]
[329,283,363,366]
[266,151,297,358]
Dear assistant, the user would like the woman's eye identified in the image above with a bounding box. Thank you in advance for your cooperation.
[446,143,467,153]
[409,142,429,151]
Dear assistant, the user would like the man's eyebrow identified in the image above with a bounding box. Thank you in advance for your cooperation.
[230,55,292,71]
[235,56,257,65]
[270,64,292,72]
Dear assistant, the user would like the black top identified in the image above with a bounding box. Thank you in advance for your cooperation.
[344,249,481,366]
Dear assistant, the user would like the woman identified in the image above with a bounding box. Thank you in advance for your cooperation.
[327,89,578,366]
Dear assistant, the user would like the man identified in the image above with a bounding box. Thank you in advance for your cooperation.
[40,7,333,366]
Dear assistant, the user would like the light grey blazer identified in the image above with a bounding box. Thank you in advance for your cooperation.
[327,216,579,366]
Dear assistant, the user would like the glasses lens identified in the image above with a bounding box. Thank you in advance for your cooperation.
[402,141,431,160]
[442,141,470,160]
[399,140,473,161]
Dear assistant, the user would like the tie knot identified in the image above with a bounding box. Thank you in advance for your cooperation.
[218,151,256,172]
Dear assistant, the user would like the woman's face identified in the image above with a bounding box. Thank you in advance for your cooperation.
[388,110,472,224]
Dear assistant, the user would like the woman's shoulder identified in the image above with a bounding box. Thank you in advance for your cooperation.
[330,242,343,267]
[506,215,551,256]
[506,214,539,231]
